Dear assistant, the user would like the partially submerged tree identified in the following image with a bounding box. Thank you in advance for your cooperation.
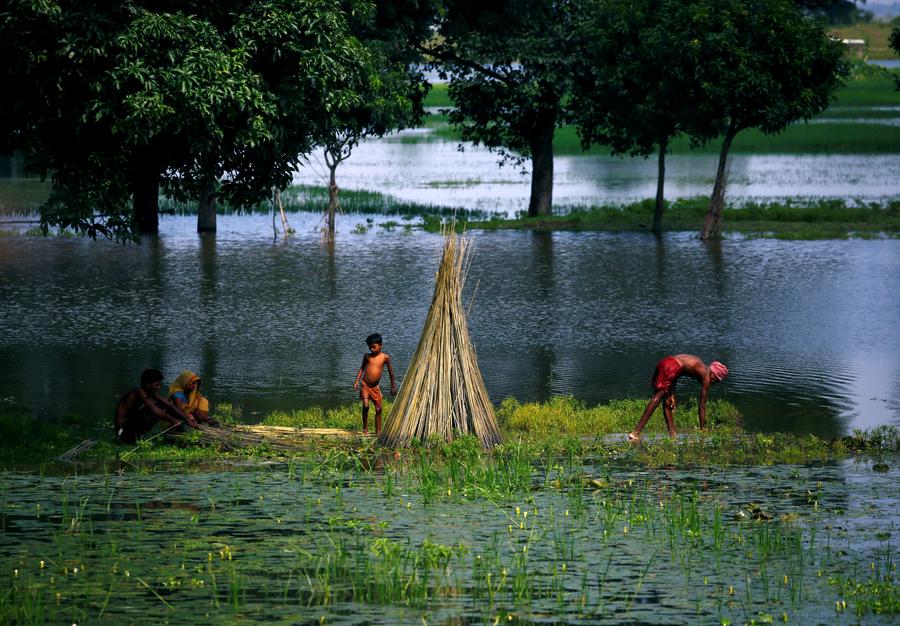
[0,1,368,240]
[572,0,693,234]
[315,1,429,243]
[668,0,849,239]
[427,1,579,217]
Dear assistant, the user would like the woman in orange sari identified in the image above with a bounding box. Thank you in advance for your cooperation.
[167,370,213,424]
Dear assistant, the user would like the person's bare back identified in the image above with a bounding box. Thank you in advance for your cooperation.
[628,354,729,441]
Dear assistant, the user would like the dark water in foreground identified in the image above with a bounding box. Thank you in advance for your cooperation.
[0,213,898,437]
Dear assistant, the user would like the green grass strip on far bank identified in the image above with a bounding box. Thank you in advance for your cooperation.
[447,197,900,239]
[426,74,900,155]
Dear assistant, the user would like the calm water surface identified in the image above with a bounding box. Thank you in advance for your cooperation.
[1,214,897,437]
[292,133,900,214]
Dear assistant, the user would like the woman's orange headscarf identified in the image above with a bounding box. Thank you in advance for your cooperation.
[168,370,210,415]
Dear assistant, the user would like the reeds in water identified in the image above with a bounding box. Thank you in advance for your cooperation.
[379,230,501,448]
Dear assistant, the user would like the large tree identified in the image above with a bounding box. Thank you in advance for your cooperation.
[572,0,696,234]
[427,1,580,217]
[667,0,848,239]
[0,1,368,240]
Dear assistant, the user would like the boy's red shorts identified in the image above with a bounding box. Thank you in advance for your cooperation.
[360,381,383,410]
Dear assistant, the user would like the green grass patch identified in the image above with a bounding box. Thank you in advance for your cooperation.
[0,178,51,214]
[430,119,900,155]
[424,82,453,108]
[497,395,740,437]
[158,185,490,221]
[455,197,900,239]
[1,401,897,469]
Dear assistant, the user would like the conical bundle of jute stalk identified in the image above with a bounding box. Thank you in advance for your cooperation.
[379,230,501,448]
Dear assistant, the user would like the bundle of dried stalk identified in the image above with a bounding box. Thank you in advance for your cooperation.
[379,230,501,448]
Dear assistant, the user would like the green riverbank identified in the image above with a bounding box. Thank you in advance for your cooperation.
[1,400,897,624]
[455,197,900,239]
[1,398,896,469]
[6,190,891,241]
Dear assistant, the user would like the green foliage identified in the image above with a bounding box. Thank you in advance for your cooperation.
[0,1,372,240]
[430,1,581,215]
[572,0,687,158]
[261,402,388,430]
[497,395,741,436]
[0,406,91,463]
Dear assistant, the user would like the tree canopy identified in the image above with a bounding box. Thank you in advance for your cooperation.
[0,1,370,240]
[663,0,849,238]
[315,0,430,241]
[427,0,581,216]
[572,0,697,233]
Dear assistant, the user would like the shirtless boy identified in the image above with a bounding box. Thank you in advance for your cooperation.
[114,369,200,444]
[353,333,397,435]
[628,354,728,441]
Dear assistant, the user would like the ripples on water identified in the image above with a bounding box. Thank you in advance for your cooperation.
[0,214,898,437]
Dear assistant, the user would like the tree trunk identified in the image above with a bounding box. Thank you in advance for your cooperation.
[197,177,217,233]
[131,165,160,235]
[701,126,737,240]
[652,140,667,234]
[528,113,556,217]
[325,164,338,243]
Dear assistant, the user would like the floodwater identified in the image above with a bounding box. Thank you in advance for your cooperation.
[1,215,898,438]
[291,130,900,215]
[0,457,896,623]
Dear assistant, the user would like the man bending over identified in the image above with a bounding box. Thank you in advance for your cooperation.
[628,355,728,441]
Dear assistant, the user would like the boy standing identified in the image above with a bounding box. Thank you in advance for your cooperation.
[353,333,397,435]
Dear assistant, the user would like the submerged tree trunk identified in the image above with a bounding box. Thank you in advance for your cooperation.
[701,125,737,240]
[528,112,556,217]
[197,177,217,233]
[326,163,338,243]
[652,140,668,235]
[131,164,160,235]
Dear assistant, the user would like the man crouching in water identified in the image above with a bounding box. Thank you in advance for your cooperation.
[114,369,200,444]
[628,355,728,441]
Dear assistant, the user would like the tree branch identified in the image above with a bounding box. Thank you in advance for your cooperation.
[417,42,511,84]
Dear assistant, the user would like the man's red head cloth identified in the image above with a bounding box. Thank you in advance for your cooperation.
[709,361,729,382]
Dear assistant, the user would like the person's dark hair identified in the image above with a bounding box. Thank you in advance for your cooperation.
[366,333,383,347]
[140,369,164,386]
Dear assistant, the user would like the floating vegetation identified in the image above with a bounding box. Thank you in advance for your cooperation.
[0,406,897,621]
[0,447,896,623]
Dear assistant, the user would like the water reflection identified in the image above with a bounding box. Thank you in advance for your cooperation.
[293,136,900,215]
[0,217,897,437]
